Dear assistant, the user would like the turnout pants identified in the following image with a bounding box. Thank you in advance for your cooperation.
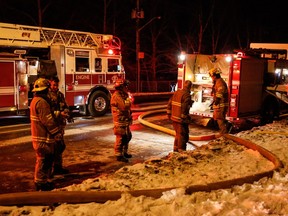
[172,121,189,152]
[114,126,132,156]
[33,141,54,184]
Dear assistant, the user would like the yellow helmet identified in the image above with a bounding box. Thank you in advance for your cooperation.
[208,68,221,77]
[32,78,50,92]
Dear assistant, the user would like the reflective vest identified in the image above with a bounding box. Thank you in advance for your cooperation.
[212,77,228,108]
[110,90,132,127]
[167,88,192,123]
[30,96,60,144]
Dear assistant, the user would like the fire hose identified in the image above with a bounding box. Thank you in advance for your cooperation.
[138,109,216,141]
[0,110,282,206]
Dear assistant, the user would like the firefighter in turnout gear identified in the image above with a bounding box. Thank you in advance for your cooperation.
[110,79,133,163]
[48,76,72,175]
[30,78,62,191]
[167,80,194,152]
[209,68,229,135]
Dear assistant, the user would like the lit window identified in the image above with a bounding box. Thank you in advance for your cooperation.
[75,51,90,72]
[95,58,102,72]
[108,59,120,72]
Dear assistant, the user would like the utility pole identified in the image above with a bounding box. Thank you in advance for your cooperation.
[131,0,144,92]
[136,0,141,92]
[37,0,42,27]
[103,0,107,33]
[132,1,160,92]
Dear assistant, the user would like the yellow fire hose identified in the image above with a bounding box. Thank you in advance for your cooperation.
[138,109,216,141]
[0,110,282,206]
[253,131,288,136]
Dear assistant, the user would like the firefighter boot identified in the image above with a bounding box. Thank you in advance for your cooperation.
[116,156,129,163]
[123,153,132,158]
[34,182,54,191]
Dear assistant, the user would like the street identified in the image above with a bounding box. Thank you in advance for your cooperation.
[0,102,217,194]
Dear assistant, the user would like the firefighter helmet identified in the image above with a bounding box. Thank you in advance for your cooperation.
[32,78,50,92]
[184,80,192,90]
[114,78,129,88]
[209,68,221,77]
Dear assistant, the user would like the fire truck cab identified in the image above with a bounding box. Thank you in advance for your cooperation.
[177,49,288,125]
[0,22,125,117]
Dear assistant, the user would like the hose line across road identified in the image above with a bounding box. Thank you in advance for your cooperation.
[138,109,216,141]
[0,110,282,206]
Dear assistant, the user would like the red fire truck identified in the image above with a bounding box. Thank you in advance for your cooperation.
[0,22,125,116]
[250,43,288,58]
[177,49,288,125]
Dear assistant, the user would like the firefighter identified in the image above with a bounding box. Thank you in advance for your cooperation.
[167,80,194,152]
[209,68,229,135]
[48,76,73,175]
[30,77,62,191]
[110,78,133,162]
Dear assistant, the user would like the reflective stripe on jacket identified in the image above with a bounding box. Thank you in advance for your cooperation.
[111,90,132,127]
[167,88,192,123]
[213,77,229,108]
[30,96,60,144]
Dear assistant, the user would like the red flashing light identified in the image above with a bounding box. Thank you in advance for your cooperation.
[236,52,244,57]
[108,49,114,55]
[178,64,184,69]
[19,85,27,92]
[67,84,73,91]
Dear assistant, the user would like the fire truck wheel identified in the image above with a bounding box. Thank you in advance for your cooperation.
[88,91,109,117]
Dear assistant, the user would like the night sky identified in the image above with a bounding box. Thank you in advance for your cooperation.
[0,0,288,79]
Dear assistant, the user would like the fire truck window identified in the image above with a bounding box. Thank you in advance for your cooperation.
[283,69,288,84]
[108,59,120,72]
[95,58,102,72]
[75,51,90,72]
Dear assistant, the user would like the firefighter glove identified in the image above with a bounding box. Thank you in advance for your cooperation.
[54,133,63,141]
[124,98,132,107]
[61,111,69,118]
[67,116,74,123]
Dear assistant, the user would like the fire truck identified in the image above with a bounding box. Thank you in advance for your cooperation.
[177,49,288,125]
[250,43,288,58]
[0,22,125,116]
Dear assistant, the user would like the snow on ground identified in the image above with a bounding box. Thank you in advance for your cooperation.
[1,119,288,215]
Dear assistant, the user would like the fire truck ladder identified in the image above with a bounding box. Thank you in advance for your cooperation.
[0,22,121,50]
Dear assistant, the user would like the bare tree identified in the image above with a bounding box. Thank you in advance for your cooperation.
[37,0,53,27]
[103,0,114,34]
[37,0,42,27]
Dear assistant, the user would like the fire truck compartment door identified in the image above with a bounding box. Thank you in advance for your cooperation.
[237,58,265,116]
[0,61,16,109]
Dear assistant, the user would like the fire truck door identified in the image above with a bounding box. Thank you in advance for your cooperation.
[105,57,124,89]
[74,52,92,106]
[0,61,16,111]
[229,58,265,118]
